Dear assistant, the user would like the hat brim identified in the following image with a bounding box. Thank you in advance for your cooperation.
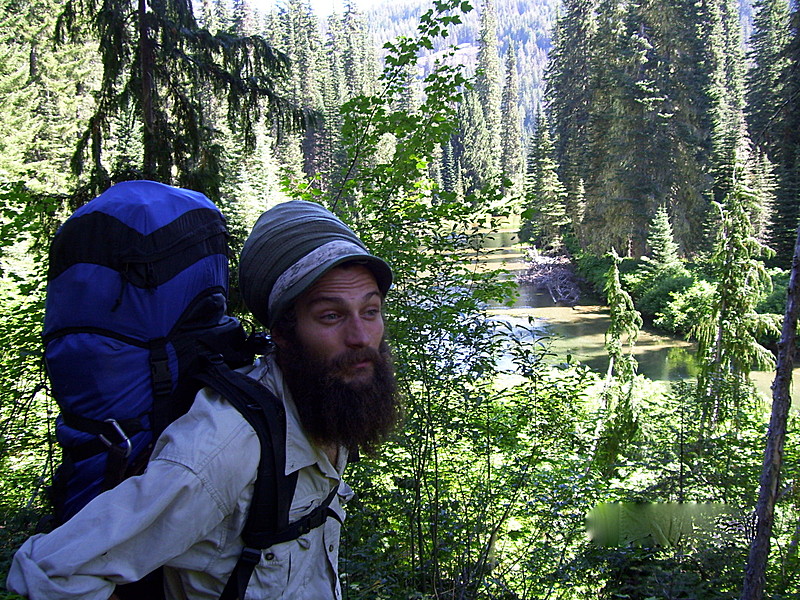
[268,250,392,328]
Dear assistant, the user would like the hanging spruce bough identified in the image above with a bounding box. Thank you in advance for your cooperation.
[56,0,306,201]
[693,165,780,425]
[604,249,642,384]
[591,249,641,474]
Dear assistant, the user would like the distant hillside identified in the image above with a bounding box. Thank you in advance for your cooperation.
[363,0,558,138]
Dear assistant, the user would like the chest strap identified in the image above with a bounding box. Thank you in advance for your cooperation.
[220,486,340,600]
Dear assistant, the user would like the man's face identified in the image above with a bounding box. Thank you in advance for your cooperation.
[288,264,385,386]
[273,264,399,452]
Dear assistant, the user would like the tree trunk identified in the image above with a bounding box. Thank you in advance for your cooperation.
[139,0,157,178]
[741,224,800,600]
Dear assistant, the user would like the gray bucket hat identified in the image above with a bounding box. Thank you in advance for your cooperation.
[239,200,393,328]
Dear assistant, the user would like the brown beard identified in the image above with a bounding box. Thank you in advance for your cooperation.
[276,338,400,454]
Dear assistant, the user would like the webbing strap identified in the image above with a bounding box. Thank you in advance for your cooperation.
[218,487,340,600]
[193,360,285,600]
[149,339,172,437]
[61,412,145,438]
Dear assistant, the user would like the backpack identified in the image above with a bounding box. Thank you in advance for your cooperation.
[43,180,337,600]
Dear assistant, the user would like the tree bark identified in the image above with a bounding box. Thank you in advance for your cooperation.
[741,224,800,600]
[139,0,157,178]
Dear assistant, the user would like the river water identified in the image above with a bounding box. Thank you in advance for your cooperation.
[482,238,785,400]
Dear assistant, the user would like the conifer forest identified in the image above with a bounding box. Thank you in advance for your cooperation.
[1,0,800,597]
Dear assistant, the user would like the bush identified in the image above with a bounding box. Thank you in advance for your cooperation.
[654,279,716,336]
[575,252,639,297]
[756,268,789,315]
[635,266,694,321]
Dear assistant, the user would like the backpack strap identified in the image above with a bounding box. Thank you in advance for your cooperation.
[193,357,339,600]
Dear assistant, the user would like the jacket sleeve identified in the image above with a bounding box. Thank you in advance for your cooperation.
[5,401,260,600]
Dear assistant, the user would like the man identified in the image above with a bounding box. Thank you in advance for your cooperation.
[7,200,400,599]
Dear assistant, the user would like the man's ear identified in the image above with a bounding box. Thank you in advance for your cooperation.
[271,327,289,350]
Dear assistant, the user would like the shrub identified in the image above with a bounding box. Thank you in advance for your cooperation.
[635,266,695,321]
[654,279,716,336]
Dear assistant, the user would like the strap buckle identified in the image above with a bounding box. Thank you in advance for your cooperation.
[98,418,132,458]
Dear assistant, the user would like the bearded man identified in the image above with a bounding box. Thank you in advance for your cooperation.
[7,200,401,600]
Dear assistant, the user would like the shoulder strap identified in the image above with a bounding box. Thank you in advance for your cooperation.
[194,357,339,600]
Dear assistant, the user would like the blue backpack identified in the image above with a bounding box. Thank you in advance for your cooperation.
[44,180,253,521]
[43,180,336,600]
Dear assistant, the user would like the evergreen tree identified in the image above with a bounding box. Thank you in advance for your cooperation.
[473,0,502,183]
[0,0,96,191]
[544,0,597,216]
[581,0,656,255]
[519,110,567,254]
[640,0,717,255]
[769,5,800,268]
[213,0,232,31]
[340,1,379,98]
[592,248,641,475]
[745,0,791,154]
[268,0,326,183]
[457,88,494,196]
[500,45,524,200]
[232,0,257,35]
[693,144,780,425]
[707,0,748,209]
[57,0,305,200]
[643,205,681,271]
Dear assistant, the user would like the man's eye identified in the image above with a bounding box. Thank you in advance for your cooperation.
[320,312,340,321]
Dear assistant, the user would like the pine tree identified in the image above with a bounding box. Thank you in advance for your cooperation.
[707,0,748,208]
[500,45,524,200]
[474,0,502,182]
[592,248,641,474]
[639,0,717,255]
[544,0,597,214]
[340,1,379,98]
[56,0,305,200]
[519,110,567,254]
[769,5,800,268]
[457,89,494,196]
[0,0,96,192]
[232,0,257,35]
[581,0,656,255]
[643,205,681,271]
[746,0,791,154]
[693,143,780,425]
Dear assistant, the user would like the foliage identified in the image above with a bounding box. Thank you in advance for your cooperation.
[622,206,693,322]
[0,184,57,512]
[519,110,568,254]
[284,2,604,597]
[603,250,642,384]
[590,251,641,476]
[693,171,781,423]
[0,0,98,192]
[0,0,799,598]
[756,267,789,315]
[654,279,716,335]
[573,251,615,297]
[56,0,305,201]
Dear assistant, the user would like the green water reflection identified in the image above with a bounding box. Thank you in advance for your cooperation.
[492,284,783,399]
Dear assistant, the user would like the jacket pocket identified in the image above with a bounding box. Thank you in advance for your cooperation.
[245,545,291,599]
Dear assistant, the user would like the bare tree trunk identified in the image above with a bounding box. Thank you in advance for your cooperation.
[139,0,157,179]
[741,225,800,600]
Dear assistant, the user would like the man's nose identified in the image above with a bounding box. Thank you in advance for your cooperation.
[344,316,370,348]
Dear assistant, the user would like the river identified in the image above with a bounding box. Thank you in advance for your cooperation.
[482,236,787,400]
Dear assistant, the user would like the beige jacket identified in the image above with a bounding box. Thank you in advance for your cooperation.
[7,355,351,600]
